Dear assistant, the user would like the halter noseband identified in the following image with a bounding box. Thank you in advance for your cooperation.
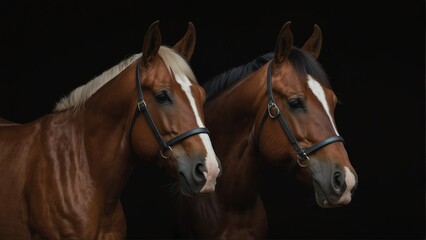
[258,63,344,167]
[129,60,210,158]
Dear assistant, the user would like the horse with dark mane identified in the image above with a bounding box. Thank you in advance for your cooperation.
[0,21,221,239]
[176,21,358,239]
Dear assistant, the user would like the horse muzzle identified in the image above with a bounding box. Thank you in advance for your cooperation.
[177,154,216,196]
[311,161,358,208]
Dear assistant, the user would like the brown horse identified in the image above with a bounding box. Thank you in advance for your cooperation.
[176,21,358,239]
[0,21,221,239]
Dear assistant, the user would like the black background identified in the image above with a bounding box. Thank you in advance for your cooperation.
[0,1,424,239]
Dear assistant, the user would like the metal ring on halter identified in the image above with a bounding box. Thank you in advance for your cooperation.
[268,102,280,118]
[160,146,173,159]
[296,154,310,167]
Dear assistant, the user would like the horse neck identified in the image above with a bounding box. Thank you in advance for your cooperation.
[205,65,269,204]
[78,64,138,200]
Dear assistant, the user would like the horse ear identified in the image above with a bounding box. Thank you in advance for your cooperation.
[142,20,162,67]
[274,21,293,64]
[302,24,322,59]
[173,22,196,61]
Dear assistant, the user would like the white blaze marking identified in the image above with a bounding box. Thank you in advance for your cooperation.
[307,75,356,205]
[307,75,339,135]
[175,74,220,193]
[337,166,356,204]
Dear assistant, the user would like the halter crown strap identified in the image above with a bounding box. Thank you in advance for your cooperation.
[258,63,344,167]
[266,64,307,159]
[131,61,168,149]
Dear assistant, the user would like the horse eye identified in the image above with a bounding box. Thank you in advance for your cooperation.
[288,98,305,110]
[155,90,173,104]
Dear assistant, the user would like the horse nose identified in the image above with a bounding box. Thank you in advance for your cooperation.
[192,160,207,185]
[177,156,207,195]
[332,169,346,194]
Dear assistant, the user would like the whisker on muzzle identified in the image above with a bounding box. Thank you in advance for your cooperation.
[161,182,181,198]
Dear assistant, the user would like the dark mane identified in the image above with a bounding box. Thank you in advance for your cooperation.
[203,48,330,101]
[202,52,274,101]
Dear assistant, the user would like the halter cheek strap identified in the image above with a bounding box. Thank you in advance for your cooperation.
[256,63,344,167]
[129,60,210,158]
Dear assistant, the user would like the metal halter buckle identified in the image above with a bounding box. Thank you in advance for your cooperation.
[268,102,280,118]
[296,152,310,167]
[160,146,173,159]
[137,100,147,112]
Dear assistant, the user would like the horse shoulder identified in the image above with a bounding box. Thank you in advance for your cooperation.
[0,119,42,239]
[0,113,116,239]
[177,193,226,238]
[220,195,268,239]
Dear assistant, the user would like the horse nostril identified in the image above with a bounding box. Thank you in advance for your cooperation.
[193,161,207,183]
[332,170,346,193]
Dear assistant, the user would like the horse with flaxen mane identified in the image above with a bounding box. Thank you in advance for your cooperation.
[0,21,221,239]
[176,21,358,239]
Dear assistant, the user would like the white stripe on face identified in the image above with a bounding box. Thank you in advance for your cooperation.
[175,73,220,193]
[307,75,339,135]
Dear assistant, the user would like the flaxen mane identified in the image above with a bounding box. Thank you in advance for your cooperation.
[53,46,196,112]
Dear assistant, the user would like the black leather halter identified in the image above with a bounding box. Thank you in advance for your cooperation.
[257,63,344,167]
[129,60,210,158]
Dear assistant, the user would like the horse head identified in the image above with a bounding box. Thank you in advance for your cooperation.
[257,22,357,207]
[129,21,221,196]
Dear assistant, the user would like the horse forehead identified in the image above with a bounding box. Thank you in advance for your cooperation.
[147,59,194,91]
[280,70,332,100]
[174,72,193,90]
[149,60,174,83]
[306,75,332,102]
[274,68,308,92]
